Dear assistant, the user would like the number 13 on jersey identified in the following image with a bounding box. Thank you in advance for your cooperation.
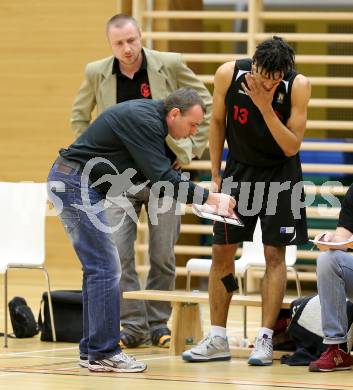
[233,105,248,124]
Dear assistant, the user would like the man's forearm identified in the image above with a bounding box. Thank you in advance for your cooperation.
[261,106,301,156]
[70,71,96,139]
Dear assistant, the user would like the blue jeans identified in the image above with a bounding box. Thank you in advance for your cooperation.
[317,250,353,344]
[47,157,122,360]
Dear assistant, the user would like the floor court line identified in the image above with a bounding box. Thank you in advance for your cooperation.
[2,363,353,390]
[2,355,78,361]
[136,355,174,362]
[0,346,77,357]
[0,371,26,378]
[56,366,82,371]
[0,355,172,373]
[0,354,171,372]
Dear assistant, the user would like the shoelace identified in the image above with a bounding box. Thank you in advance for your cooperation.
[196,336,208,345]
[117,351,137,363]
[197,335,213,347]
[196,335,225,351]
[255,337,272,354]
[320,346,337,359]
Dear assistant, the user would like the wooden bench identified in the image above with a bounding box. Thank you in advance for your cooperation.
[123,290,294,356]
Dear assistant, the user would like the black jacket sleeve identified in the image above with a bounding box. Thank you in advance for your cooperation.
[338,184,353,234]
[117,108,209,204]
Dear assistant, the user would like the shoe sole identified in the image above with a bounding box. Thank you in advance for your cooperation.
[182,353,231,362]
[309,365,352,372]
[248,358,273,366]
[88,365,147,373]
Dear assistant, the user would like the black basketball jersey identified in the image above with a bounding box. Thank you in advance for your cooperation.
[224,58,298,170]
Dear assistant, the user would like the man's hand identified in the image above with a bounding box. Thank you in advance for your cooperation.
[313,230,352,251]
[204,192,236,217]
[314,232,334,243]
[242,73,276,113]
[171,160,182,170]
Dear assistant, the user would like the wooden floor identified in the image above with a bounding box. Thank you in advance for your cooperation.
[1,269,353,390]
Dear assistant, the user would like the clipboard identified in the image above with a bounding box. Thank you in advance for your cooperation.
[310,233,353,250]
[192,204,244,227]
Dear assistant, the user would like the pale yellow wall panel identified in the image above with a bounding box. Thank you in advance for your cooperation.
[0,0,119,269]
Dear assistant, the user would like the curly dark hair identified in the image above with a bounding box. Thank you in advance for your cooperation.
[252,36,295,79]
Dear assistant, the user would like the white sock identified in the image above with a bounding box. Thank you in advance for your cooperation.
[210,325,227,338]
[258,327,273,339]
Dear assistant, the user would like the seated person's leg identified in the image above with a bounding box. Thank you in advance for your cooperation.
[145,195,180,348]
[309,250,353,372]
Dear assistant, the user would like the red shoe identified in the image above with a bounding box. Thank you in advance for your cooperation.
[309,345,353,372]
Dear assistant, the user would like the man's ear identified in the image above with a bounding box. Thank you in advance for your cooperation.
[167,107,181,121]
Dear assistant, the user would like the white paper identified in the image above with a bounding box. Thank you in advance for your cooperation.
[310,238,353,246]
[310,234,353,249]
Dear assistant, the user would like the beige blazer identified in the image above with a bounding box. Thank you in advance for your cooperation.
[71,48,212,164]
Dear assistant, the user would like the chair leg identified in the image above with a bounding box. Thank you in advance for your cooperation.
[4,268,8,348]
[42,267,56,342]
[243,268,248,340]
[237,274,243,295]
[287,266,301,297]
[186,271,191,291]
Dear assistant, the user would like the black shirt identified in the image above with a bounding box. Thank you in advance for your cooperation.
[113,50,152,103]
[338,184,353,234]
[59,99,208,204]
[113,50,176,163]
[225,58,298,168]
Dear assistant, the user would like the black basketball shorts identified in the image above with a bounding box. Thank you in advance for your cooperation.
[213,156,308,246]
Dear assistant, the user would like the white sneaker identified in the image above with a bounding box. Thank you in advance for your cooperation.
[182,334,231,362]
[78,356,89,368]
[88,351,147,373]
[248,335,273,366]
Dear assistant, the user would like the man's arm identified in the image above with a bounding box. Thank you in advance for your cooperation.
[243,73,311,157]
[209,62,234,191]
[314,184,353,251]
[71,64,97,138]
[176,57,212,159]
[125,136,236,214]
[118,113,235,213]
[327,227,352,243]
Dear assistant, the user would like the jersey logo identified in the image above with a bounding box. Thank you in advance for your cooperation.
[140,83,151,98]
[280,227,297,243]
[276,92,285,104]
[280,226,294,234]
